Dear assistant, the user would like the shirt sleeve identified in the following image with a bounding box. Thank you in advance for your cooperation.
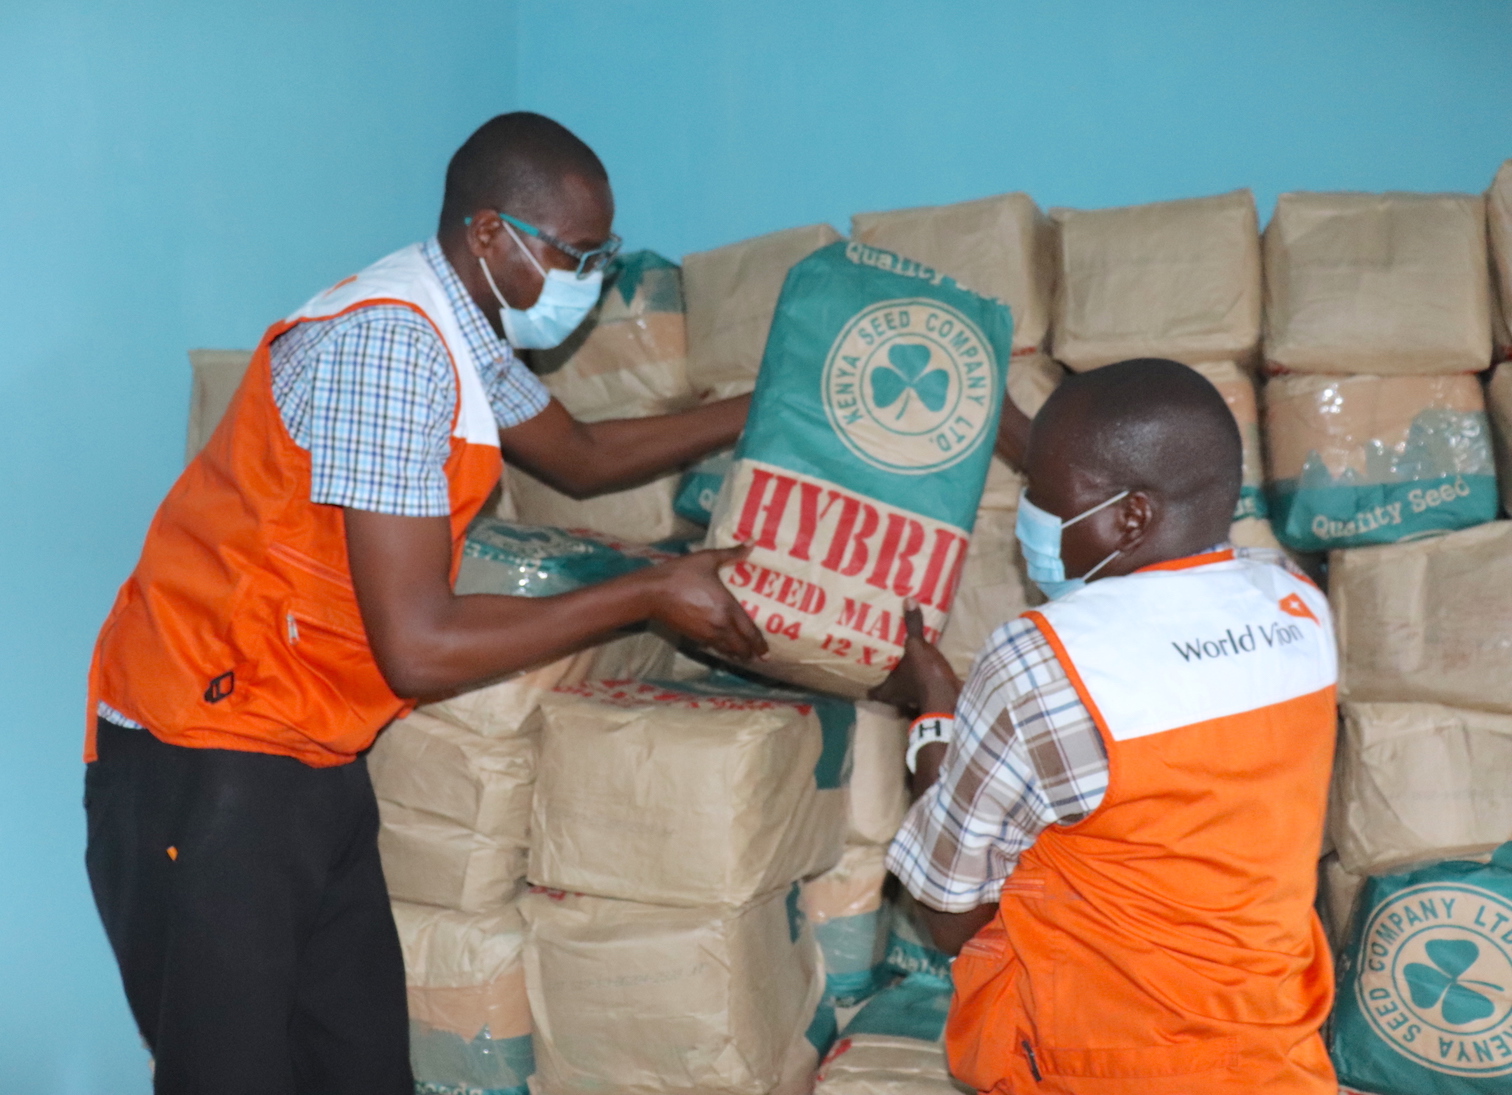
[274,308,456,517]
[480,344,551,429]
[885,617,1110,913]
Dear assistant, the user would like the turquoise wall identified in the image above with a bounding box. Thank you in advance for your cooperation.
[0,3,517,1091]
[2,2,1509,1091]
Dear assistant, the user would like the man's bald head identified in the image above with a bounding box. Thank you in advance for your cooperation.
[439,112,608,232]
[1027,359,1241,575]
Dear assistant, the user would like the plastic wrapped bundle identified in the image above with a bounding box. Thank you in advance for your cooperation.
[419,521,680,737]
[850,192,1052,356]
[684,223,845,400]
[1330,521,1512,713]
[1264,373,1496,552]
[392,901,533,1095]
[802,845,889,1006]
[1050,190,1262,372]
[814,973,963,1095]
[1263,190,1493,375]
[528,676,854,907]
[706,241,1010,696]
[1329,702,1512,876]
[522,885,824,1095]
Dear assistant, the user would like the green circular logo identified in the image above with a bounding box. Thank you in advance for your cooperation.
[1356,883,1512,1077]
[822,298,995,476]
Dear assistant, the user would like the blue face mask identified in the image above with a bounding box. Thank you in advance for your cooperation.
[478,221,602,350]
[1015,490,1130,600]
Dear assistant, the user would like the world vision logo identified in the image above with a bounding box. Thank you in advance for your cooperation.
[1278,593,1318,624]
[1357,883,1512,1077]
[822,298,994,475]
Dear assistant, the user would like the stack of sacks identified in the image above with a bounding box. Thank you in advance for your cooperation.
[1050,190,1263,372]
[511,252,704,542]
[1326,523,1512,886]
[684,223,845,401]
[523,675,854,1094]
[185,349,253,462]
[705,240,1012,697]
[1262,190,1499,553]
[393,901,534,1095]
[421,519,681,736]
[372,711,535,912]
[814,973,963,1095]
[1045,192,1273,548]
[522,885,826,1095]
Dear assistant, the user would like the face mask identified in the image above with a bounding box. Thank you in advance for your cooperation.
[478,221,602,349]
[1015,489,1130,600]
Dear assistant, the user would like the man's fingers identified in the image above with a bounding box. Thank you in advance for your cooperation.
[726,600,768,659]
[903,599,927,643]
[705,542,754,567]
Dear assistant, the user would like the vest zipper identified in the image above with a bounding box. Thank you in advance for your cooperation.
[286,613,300,645]
[1022,1039,1043,1082]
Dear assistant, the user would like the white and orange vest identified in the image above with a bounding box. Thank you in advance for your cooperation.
[947,550,1338,1094]
[87,245,503,767]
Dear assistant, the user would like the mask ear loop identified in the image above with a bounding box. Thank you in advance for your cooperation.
[499,219,548,278]
[1063,489,1131,584]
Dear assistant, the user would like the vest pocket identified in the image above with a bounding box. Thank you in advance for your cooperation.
[1037,1037,1240,1078]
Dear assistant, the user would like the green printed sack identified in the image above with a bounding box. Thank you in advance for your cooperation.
[802,845,889,1006]
[884,892,954,983]
[1332,844,1512,1094]
[707,240,1012,697]
[1265,373,1497,552]
[674,449,733,526]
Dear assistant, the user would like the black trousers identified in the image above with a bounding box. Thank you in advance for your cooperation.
[85,718,412,1095]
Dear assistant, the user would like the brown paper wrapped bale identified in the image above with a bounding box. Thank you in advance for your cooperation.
[1192,360,1267,523]
[1262,191,1493,375]
[937,510,1040,678]
[1050,190,1262,372]
[683,223,844,400]
[977,351,1065,512]
[1329,702,1512,876]
[1330,521,1512,712]
[185,349,252,463]
[814,1036,967,1095]
[377,800,525,912]
[528,679,849,907]
[850,193,1052,355]
[1488,361,1512,515]
[848,701,909,847]
[522,886,822,1095]
[392,901,534,1094]
[420,629,677,739]
[369,711,535,838]
[1487,161,1512,362]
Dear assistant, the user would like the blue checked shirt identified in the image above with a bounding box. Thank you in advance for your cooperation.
[270,236,549,516]
[100,239,548,730]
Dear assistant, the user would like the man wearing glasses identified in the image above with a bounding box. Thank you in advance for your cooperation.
[83,113,766,1094]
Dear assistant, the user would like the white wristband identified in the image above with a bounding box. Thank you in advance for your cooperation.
[906,714,955,774]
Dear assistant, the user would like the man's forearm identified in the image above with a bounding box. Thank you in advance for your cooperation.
[524,396,749,498]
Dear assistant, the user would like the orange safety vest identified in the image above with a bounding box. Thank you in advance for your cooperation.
[87,244,504,767]
[946,550,1339,1094]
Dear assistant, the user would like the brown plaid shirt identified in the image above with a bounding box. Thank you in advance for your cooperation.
[885,614,1110,913]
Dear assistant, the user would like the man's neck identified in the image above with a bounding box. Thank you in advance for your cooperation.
[437,229,505,337]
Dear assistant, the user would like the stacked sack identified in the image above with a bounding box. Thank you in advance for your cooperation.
[521,673,856,1094]
[509,251,705,542]
[1048,189,1279,549]
[1267,178,1511,1095]
[1261,189,1499,555]
[370,521,684,1095]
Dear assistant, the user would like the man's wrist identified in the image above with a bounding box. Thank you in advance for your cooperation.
[906,713,956,774]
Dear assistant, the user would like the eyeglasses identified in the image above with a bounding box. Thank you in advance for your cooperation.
[486,211,622,277]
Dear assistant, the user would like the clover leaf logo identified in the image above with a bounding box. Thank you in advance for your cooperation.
[1405,939,1504,1025]
[871,343,950,420]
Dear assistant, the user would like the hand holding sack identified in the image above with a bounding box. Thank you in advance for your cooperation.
[706,241,1012,697]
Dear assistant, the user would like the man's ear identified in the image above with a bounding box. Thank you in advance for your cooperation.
[1115,491,1156,553]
